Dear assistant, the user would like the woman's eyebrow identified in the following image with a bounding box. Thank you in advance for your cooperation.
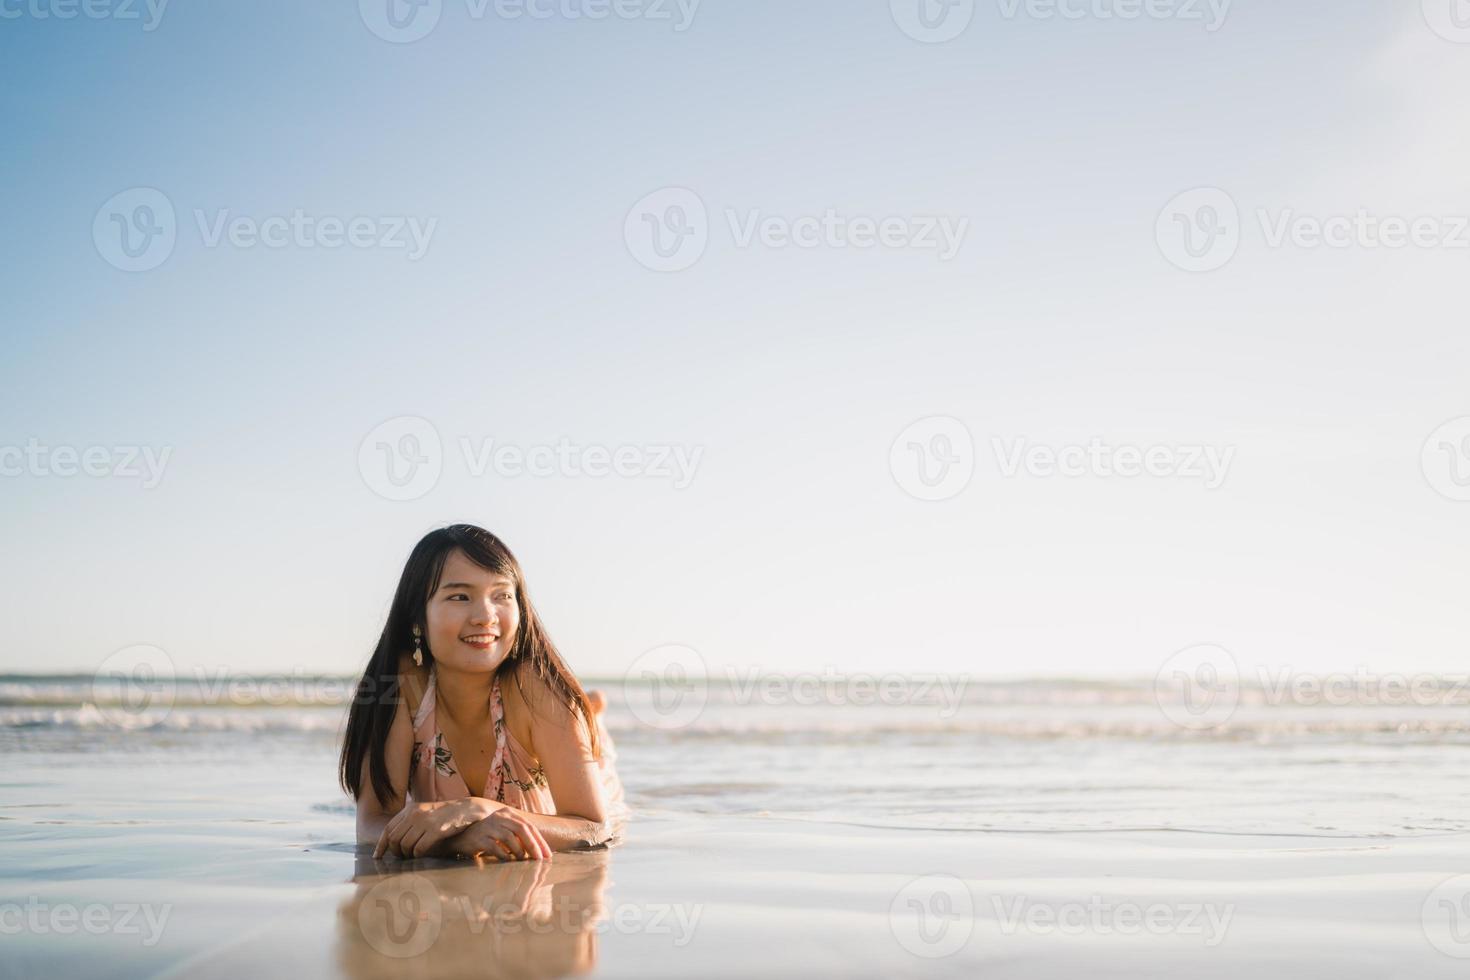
[438,579,514,591]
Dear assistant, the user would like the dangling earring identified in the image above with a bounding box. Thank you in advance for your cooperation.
[412,625,424,667]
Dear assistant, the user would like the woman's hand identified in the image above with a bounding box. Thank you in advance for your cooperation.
[447,807,553,862]
[374,798,499,859]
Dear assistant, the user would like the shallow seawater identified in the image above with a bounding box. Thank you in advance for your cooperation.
[5,674,1470,978]
[5,673,1470,838]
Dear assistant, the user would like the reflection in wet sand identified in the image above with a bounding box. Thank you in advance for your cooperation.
[338,849,612,979]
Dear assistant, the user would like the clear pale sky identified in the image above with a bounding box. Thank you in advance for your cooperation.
[2,0,1467,680]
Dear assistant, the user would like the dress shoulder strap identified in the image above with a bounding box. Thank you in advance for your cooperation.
[411,670,437,730]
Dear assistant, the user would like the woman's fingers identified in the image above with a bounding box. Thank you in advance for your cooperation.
[410,816,457,857]
[498,828,531,861]
[508,816,549,863]
[383,816,419,858]
[373,812,403,858]
[505,814,551,860]
[398,824,428,858]
[376,805,551,862]
[376,804,420,858]
[388,821,415,857]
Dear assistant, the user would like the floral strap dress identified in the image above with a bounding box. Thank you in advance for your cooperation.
[408,669,626,823]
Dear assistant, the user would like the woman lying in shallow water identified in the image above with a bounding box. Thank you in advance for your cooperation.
[339,524,626,861]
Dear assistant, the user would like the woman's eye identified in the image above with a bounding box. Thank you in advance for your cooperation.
[448,594,468,601]
[495,592,513,601]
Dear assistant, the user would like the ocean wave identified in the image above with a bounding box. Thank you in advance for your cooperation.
[6,705,1470,742]
[0,705,345,733]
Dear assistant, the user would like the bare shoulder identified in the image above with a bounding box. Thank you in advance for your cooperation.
[503,662,588,754]
[505,661,577,721]
[507,663,606,721]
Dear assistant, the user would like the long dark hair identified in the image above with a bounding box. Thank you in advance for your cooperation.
[339,524,599,808]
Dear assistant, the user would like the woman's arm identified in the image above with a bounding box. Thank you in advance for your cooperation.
[460,807,608,853]
[355,682,414,846]
[371,669,615,859]
[511,674,615,849]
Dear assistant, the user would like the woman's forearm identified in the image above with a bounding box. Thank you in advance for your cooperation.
[517,809,611,852]
[443,806,610,856]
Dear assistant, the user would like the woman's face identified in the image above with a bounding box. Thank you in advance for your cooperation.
[422,549,520,673]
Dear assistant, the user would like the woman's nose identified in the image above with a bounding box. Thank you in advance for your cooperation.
[470,598,498,625]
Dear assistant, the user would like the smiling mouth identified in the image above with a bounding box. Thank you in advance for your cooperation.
[460,634,500,646]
